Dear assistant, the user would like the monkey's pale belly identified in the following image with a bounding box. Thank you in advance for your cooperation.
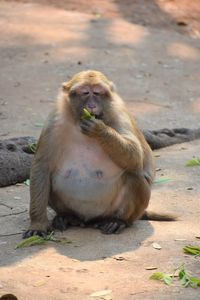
[51,133,124,218]
[52,168,123,219]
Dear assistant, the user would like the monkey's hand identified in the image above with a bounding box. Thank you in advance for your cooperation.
[80,119,106,137]
[81,118,144,171]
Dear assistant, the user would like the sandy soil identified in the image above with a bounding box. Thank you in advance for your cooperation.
[0,1,200,299]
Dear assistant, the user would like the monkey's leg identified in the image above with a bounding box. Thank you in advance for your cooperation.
[120,174,151,224]
[52,213,85,231]
[87,217,127,234]
[48,194,86,231]
[102,174,150,234]
[87,174,150,234]
[23,142,51,239]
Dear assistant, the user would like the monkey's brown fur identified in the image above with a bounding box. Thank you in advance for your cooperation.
[24,70,172,237]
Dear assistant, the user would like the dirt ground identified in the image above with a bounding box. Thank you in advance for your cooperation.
[0,1,200,299]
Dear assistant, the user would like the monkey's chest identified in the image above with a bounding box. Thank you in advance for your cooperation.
[52,138,123,218]
[53,168,119,201]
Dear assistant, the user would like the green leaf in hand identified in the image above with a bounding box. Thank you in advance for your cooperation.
[81,108,95,120]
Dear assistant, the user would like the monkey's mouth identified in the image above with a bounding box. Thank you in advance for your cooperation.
[94,113,103,120]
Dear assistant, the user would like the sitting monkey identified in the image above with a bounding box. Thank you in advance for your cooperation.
[24,70,174,237]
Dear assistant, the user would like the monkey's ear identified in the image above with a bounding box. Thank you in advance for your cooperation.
[109,81,116,92]
[62,81,71,92]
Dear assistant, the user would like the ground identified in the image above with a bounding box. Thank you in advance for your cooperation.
[0,1,200,299]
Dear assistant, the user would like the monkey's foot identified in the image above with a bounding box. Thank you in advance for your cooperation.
[52,214,85,231]
[23,230,47,239]
[89,218,127,234]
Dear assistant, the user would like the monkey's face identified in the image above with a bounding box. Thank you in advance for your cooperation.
[69,83,112,121]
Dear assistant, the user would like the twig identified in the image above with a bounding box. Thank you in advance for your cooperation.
[0,209,27,217]
[0,203,13,209]
[130,291,147,296]
[0,232,23,237]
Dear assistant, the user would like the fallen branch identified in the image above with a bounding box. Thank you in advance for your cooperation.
[143,128,200,150]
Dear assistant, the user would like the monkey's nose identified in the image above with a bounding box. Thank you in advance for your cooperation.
[86,102,96,109]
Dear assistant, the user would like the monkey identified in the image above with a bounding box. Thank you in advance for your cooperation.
[23,70,175,238]
[0,294,18,300]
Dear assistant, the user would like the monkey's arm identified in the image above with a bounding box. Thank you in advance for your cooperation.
[23,132,51,238]
[80,119,143,171]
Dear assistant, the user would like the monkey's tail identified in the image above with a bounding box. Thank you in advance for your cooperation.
[141,210,177,221]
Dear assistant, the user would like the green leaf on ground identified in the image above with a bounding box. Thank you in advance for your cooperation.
[150,272,173,285]
[34,122,44,127]
[24,179,30,186]
[154,178,171,184]
[150,265,200,289]
[15,232,71,249]
[50,236,72,245]
[28,142,37,153]
[186,158,200,167]
[178,265,200,288]
[15,235,47,249]
[183,245,200,256]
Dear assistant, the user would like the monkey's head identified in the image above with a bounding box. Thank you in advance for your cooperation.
[62,70,115,121]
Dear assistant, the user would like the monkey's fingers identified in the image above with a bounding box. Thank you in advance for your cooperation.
[52,214,86,230]
[102,222,126,234]
[101,222,119,234]
[81,119,93,126]
[52,215,69,231]
[22,230,47,239]
[91,218,127,234]
[114,223,126,234]
[80,121,94,135]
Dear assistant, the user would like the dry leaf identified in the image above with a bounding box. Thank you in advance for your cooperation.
[101,296,112,300]
[113,256,126,261]
[152,243,162,250]
[0,241,7,245]
[145,266,158,270]
[90,290,112,297]
[33,280,47,287]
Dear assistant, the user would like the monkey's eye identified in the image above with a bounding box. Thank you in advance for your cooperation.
[70,90,77,96]
[93,92,100,96]
[82,91,90,95]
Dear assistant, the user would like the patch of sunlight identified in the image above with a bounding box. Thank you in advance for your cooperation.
[128,102,162,116]
[107,19,148,45]
[168,43,200,60]
[50,46,91,62]
[191,98,200,113]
